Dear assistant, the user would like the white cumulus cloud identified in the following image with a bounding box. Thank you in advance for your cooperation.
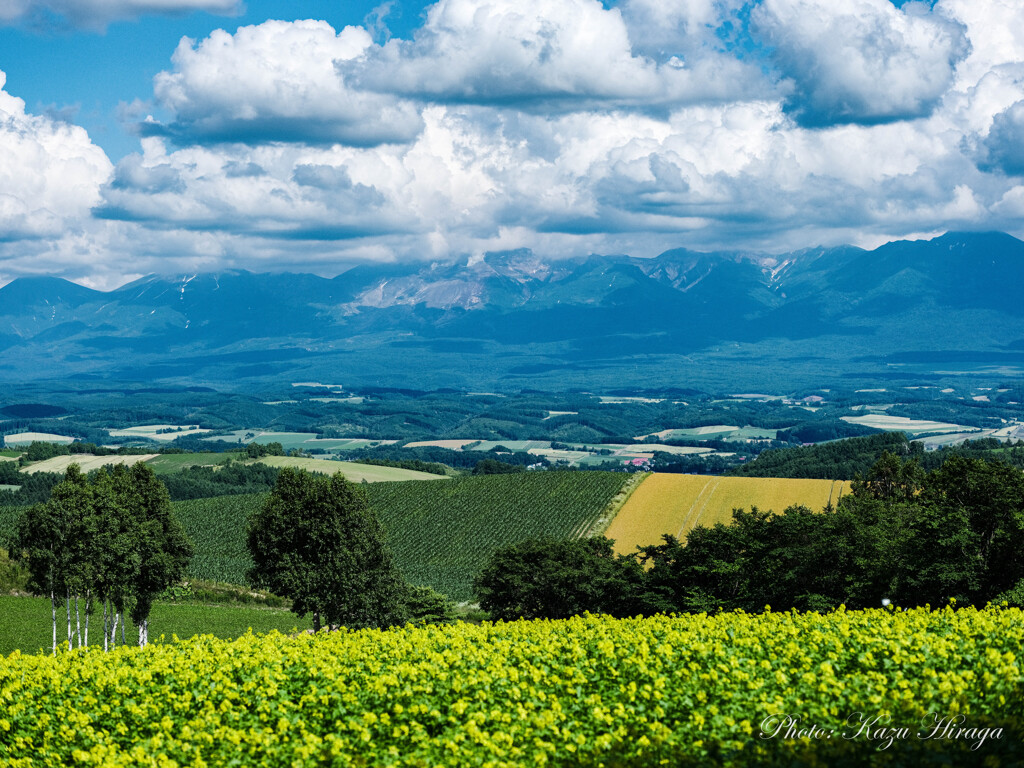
[752,0,969,127]
[351,0,762,110]
[0,70,111,240]
[147,19,423,147]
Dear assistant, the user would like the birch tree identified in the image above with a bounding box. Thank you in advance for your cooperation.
[125,462,192,647]
[12,465,90,653]
[11,462,193,652]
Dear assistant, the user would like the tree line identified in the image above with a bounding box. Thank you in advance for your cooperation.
[6,461,458,650]
[476,453,1024,619]
[732,431,1024,480]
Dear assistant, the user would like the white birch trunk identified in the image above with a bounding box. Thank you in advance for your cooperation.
[84,591,91,648]
[51,591,57,656]
[75,594,82,649]
[102,599,108,653]
[110,611,118,650]
[66,589,72,652]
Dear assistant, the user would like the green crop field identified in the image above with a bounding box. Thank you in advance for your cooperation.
[366,471,630,600]
[169,472,630,602]
[173,495,261,585]
[144,452,245,474]
[3,609,1021,765]
[106,424,211,442]
[0,595,310,656]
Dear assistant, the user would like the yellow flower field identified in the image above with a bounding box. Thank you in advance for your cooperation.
[605,474,851,555]
[1,608,1021,767]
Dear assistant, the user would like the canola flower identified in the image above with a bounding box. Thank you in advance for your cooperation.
[1,606,1022,767]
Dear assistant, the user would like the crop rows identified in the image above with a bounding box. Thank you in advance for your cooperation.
[365,471,629,600]
[2,607,1022,767]
[170,472,629,600]
[172,494,262,585]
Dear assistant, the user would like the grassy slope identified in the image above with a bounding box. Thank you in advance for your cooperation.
[144,452,246,474]
[0,595,310,656]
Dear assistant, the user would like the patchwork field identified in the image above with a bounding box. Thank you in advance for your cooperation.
[366,471,630,600]
[207,431,395,452]
[638,426,778,441]
[403,439,481,449]
[401,439,720,468]
[605,473,852,556]
[106,424,211,442]
[253,456,447,483]
[21,454,158,475]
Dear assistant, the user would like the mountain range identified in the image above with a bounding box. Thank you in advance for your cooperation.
[2,231,1023,391]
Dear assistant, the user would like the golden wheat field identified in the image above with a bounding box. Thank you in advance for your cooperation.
[605,473,851,555]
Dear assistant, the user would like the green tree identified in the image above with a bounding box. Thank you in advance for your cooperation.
[91,467,142,649]
[125,463,193,646]
[12,463,193,651]
[12,465,90,653]
[474,536,645,621]
[404,584,457,625]
[917,455,1024,602]
[247,467,409,630]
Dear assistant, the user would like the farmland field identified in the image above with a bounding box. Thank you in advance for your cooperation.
[144,452,245,474]
[170,472,631,600]
[2,608,1020,766]
[20,454,158,475]
[403,439,480,449]
[840,414,972,434]
[174,495,260,584]
[2,432,74,446]
[639,426,778,441]
[466,440,551,451]
[253,456,447,483]
[206,431,395,452]
[365,471,630,600]
[605,473,851,556]
[106,424,210,442]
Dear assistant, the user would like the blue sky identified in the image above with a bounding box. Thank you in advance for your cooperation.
[1,0,1024,288]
